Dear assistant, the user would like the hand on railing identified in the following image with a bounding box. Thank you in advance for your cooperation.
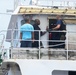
[32,38,35,43]
[20,39,22,43]
[46,26,49,31]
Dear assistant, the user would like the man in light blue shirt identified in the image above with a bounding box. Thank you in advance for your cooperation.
[20,18,34,47]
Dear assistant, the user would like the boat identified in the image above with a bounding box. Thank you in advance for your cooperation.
[0,0,76,75]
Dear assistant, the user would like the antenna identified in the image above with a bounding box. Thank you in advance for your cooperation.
[31,0,38,5]
[29,0,32,5]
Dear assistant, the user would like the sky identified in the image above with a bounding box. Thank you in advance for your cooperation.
[0,0,14,48]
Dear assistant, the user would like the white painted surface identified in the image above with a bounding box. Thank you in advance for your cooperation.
[2,60,76,75]
[66,24,76,49]
[67,24,76,40]
[17,16,23,47]
[8,68,13,75]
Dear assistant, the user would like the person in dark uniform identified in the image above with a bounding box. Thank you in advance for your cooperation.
[32,19,47,48]
[51,15,62,48]
[53,15,62,38]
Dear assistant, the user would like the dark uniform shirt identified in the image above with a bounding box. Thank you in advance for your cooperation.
[56,19,62,30]
[32,25,43,48]
[33,25,43,40]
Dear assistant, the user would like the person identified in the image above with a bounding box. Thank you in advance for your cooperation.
[53,15,62,38]
[20,18,34,48]
[32,19,47,48]
[49,15,62,48]
[52,15,62,30]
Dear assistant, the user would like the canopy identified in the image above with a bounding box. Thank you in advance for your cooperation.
[13,6,76,16]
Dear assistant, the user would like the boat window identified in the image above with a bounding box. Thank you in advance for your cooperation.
[69,71,76,75]
[52,70,68,75]
[52,70,76,75]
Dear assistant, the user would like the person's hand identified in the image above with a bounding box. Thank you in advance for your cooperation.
[46,26,49,31]
[20,39,22,43]
[32,38,35,43]
[51,28,54,30]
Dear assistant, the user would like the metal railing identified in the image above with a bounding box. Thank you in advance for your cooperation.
[0,34,5,49]
[37,0,76,7]
[14,0,76,9]
[0,29,76,60]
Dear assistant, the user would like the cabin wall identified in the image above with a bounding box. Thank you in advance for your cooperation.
[17,15,23,47]
[66,24,76,49]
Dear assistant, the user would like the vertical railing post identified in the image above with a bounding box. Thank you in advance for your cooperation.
[66,31,69,60]
[6,48,10,59]
[14,0,19,10]
[11,25,14,59]
[39,30,41,59]
[52,1,53,6]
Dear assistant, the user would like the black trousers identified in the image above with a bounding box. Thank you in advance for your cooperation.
[20,41,32,48]
[32,41,43,48]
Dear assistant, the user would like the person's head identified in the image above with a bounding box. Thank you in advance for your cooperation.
[56,15,61,20]
[34,19,40,25]
[25,18,30,23]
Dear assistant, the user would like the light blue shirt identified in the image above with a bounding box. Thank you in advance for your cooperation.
[20,23,34,40]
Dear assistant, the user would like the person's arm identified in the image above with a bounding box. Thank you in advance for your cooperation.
[52,24,61,30]
[20,26,22,42]
[40,26,48,36]
[31,25,34,42]
[41,31,46,36]
[32,32,34,42]
[52,20,61,30]
[20,33,22,42]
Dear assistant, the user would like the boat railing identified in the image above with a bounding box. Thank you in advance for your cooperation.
[0,33,5,64]
[0,34,5,50]
[14,0,76,9]
[36,0,76,8]
[0,29,76,60]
